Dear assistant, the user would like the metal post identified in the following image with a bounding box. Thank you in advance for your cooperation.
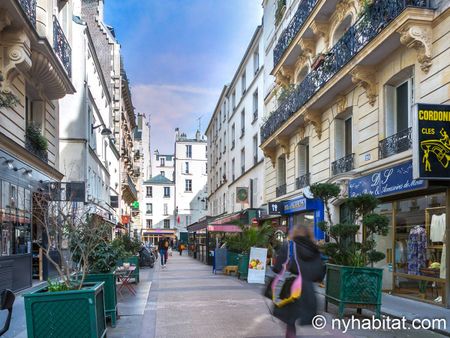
[446,188,450,308]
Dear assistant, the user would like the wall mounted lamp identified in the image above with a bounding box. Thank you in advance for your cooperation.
[0,156,14,170]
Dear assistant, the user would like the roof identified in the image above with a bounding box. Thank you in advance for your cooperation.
[143,174,174,185]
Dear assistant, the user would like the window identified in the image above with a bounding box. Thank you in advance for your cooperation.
[232,90,236,111]
[241,71,246,95]
[185,215,191,226]
[163,219,170,229]
[164,187,170,198]
[146,186,152,197]
[146,219,153,228]
[252,90,258,121]
[223,132,227,153]
[385,78,413,137]
[335,117,352,160]
[231,124,236,149]
[223,102,227,122]
[186,145,192,158]
[146,203,153,215]
[223,162,227,181]
[223,192,226,212]
[163,203,168,215]
[160,171,165,177]
[160,157,165,166]
[278,155,286,186]
[185,179,192,192]
[231,158,235,181]
[219,139,222,158]
[298,142,309,176]
[185,162,189,174]
[253,49,259,74]
[240,110,245,137]
[205,162,208,174]
[253,134,258,165]
[241,148,245,175]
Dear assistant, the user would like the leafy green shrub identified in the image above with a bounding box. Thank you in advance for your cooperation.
[26,124,48,151]
[225,223,274,254]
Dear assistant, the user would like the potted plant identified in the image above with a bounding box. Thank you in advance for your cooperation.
[225,223,273,280]
[25,124,48,162]
[24,197,108,338]
[311,183,389,318]
[112,235,142,283]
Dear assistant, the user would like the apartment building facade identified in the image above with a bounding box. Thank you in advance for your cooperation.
[261,0,450,306]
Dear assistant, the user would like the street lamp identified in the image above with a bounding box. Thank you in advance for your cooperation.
[0,156,14,170]
[14,167,33,178]
[92,124,112,136]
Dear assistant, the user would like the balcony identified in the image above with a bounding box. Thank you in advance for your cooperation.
[53,15,72,77]
[276,183,287,197]
[296,173,310,189]
[379,127,412,159]
[273,0,318,67]
[18,0,36,27]
[122,173,137,203]
[331,153,354,176]
[25,135,48,163]
[262,0,432,144]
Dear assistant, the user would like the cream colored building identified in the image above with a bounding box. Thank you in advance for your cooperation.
[262,0,450,307]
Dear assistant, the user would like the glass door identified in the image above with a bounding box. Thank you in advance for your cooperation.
[373,203,394,290]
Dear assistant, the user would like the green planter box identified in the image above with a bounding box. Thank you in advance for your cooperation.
[117,256,139,283]
[325,264,383,318]
[24,281,106,338]
[84,272,117,327]
[227,251,240,266]
[237,254,249,280]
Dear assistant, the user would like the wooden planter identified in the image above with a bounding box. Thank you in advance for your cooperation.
[237,254,250,281]
[325,264,383,318]
[24,282,106,338]
[84,272,117,327]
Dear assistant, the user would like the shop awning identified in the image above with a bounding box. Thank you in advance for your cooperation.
[207,225,242,233]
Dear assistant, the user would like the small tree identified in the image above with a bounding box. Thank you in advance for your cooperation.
[225,222,274,254]
[311,183,389,267]
[34,193,113,290]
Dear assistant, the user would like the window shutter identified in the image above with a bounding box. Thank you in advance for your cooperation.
[385,85,396,137]
[298,144,306,176]
[335,119,344,160]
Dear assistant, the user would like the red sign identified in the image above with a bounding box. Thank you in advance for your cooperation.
[121,215,130,224]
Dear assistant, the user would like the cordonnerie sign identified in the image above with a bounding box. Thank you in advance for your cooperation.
[413,103,450,180]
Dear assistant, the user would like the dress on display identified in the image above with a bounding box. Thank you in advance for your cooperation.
[407,225,427,275]
[430,213,446,243]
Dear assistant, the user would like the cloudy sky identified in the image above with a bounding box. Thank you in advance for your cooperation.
[105,1,263,153]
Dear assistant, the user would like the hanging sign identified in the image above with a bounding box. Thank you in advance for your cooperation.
[413,103,450,180]
[236,187,249,204]
[247,247,268,284]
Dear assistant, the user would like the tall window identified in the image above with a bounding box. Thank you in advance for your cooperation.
[240,110,245,137]
[252,90,258,121]
[298,142,309,176]
[146,203,153,215]
[160,157,165,166]
[186,145,192,158]
[241,148,245,175]
[223,102,227,122]
[146,219,153,228]
[163,203,168,215]
[232,90,236,111]
[146,186,152,197]
[385,78,413,136]
[185,162,189,174]
[160,171,165,177]
[241,71,246,95]
[223,132,227,153]
[335,117,352,160]
[231,158,235,181]
[223,162,227,180]
[278,155,286,187]
[164,219,170,229]
[253,134,258,165]
[185,179,192,192]
[231,124,236,149]
[164,187,170,198]
[253,49,259,74]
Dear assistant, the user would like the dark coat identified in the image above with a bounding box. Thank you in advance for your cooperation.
[271,236,324,326]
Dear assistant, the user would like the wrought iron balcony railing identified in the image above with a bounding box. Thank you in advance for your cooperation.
[261,0,431,144]
[331,153,354,176]
[25,136,48,163]
[273,0,318,67]
[379,127,412,159]
[18,0,36,27]
[53,15,72,77]
[122,173,137,198]
[296,173,310,189]
[276,183,287,197]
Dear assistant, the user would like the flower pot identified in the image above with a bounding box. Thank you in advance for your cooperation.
[117,256,139,283]
[324,264,383,318]
[84,272,117,327]
[237,254,250,281]
[24,282,106,338]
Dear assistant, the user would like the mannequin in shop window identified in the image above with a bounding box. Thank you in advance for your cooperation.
[407,225,427,275]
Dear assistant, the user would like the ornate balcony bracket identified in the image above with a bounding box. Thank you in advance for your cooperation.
[298,38,316,58]
[335,96,348,115]
[263,147,277,168]
[298,126,306,141]
[310,20,329,46]
[398,22,432,73]
[351,66,377,106]
[276,136,291,158]
[276,65,294,86]
[304,110,322,139]
[0,30,32,94]
[0,12,12,32]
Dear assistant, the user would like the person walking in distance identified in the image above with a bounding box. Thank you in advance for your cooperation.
[158,237,170,268]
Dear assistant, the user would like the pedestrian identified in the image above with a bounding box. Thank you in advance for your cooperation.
[271,224,325,338]
[158,237,170,268]
[178,242,185,256]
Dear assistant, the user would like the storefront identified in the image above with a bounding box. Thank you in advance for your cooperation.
[142,229,177,246]
[281,196,325,241]
[349,160,448,306]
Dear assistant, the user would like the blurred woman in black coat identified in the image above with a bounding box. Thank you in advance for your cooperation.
[272,225,325,338]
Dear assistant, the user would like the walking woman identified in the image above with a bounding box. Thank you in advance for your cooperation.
[272,224,325,338]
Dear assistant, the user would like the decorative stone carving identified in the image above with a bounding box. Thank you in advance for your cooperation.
[310,20,330,46]
[0,12,12,32]
[276,65,294,86]
[398,23,432,73]
[350,66,378,106]
[298,126,306,141]
[276,136,291,158]
[304,110,322,139]
[263,147,277,167]
[298,38,316,58]
[335,96,347,115]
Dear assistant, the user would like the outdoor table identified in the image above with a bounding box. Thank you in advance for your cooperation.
[115,266,136,297]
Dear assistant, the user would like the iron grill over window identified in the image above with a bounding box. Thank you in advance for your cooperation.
[379,127,412,159]
[276,184,287,197]
[53,16,72,77]
[331,153,354,176]
[296,173,310,190]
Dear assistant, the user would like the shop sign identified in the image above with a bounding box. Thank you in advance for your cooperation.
[247,247,268,284]
[121,215,130,224]
[268,202,283,215]
[236,187,249,204]
[283,197,307,214]
[413,103,450,180]
[349,161,426,198]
